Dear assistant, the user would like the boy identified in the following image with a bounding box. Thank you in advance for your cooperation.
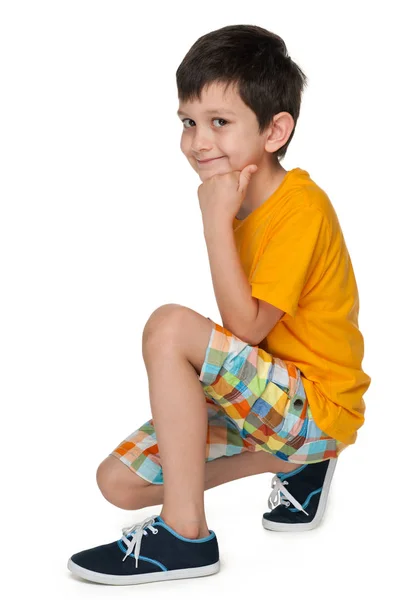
[67,24,371,586]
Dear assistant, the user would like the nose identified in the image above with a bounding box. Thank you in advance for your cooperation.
[190,129,214,154]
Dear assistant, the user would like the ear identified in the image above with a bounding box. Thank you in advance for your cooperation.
[250,299,285,345]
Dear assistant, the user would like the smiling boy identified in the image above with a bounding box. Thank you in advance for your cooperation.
[68,24,371,587]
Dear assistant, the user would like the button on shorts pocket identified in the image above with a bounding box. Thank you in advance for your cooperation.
[275,389,308,441]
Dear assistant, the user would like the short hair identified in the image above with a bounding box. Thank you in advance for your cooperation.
[176,24,308,162]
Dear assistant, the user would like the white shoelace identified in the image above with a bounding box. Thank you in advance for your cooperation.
[121,514,160,568]
[268,475,309,516]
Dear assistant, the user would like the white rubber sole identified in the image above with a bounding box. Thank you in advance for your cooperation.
[262,458,337,532]
[67,558,220,585]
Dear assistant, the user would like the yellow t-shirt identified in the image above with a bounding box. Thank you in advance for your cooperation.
[233,167,371,446]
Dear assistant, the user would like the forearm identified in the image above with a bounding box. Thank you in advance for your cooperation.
[203,223,258,342]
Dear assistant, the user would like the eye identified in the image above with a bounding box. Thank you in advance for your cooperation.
[181,118,228,129]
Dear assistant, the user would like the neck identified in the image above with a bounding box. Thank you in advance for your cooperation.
[236,164,287,220]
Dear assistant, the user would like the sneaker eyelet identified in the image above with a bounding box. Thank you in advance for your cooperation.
[152,529,159,535]
[293,399,304,410]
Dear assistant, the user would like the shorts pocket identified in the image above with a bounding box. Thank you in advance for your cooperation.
[275,390,308,441]
[242,380,308,444]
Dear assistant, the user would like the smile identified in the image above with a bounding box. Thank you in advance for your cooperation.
[196,156,225,165]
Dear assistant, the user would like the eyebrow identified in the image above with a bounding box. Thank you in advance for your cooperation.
[177,108,236,117]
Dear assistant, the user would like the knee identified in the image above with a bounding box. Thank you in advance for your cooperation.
[141,303,186,356]
[96,456,146,511]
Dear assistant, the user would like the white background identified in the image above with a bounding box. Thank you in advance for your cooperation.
[1,0,397,597]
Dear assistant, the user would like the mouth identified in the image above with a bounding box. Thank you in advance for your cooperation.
[196,156,225,165]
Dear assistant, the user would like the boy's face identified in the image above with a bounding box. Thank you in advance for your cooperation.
[177,82,274,182]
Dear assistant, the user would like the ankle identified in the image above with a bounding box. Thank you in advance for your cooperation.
[160,512,209,539]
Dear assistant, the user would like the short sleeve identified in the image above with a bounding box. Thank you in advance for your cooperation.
[250,206,328,318]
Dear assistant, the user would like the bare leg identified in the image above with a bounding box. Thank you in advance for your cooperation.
[143,343,210,539]
[105,449,301,511]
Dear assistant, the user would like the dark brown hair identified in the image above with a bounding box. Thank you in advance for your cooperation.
[176,24,308,162]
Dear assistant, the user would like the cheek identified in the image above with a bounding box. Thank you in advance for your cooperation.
[180,135,192,155]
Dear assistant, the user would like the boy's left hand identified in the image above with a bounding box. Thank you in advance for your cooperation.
[197,164,258,228]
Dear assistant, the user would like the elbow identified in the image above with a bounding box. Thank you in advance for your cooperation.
[222,321,258,346]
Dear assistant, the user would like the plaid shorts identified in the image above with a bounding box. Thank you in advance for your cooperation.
[110,318,348,485]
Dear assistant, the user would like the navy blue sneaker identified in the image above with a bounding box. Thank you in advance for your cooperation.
[67,514,220,585]
[262,458,337,532]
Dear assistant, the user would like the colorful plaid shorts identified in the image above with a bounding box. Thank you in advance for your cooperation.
[110,318,348,485]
